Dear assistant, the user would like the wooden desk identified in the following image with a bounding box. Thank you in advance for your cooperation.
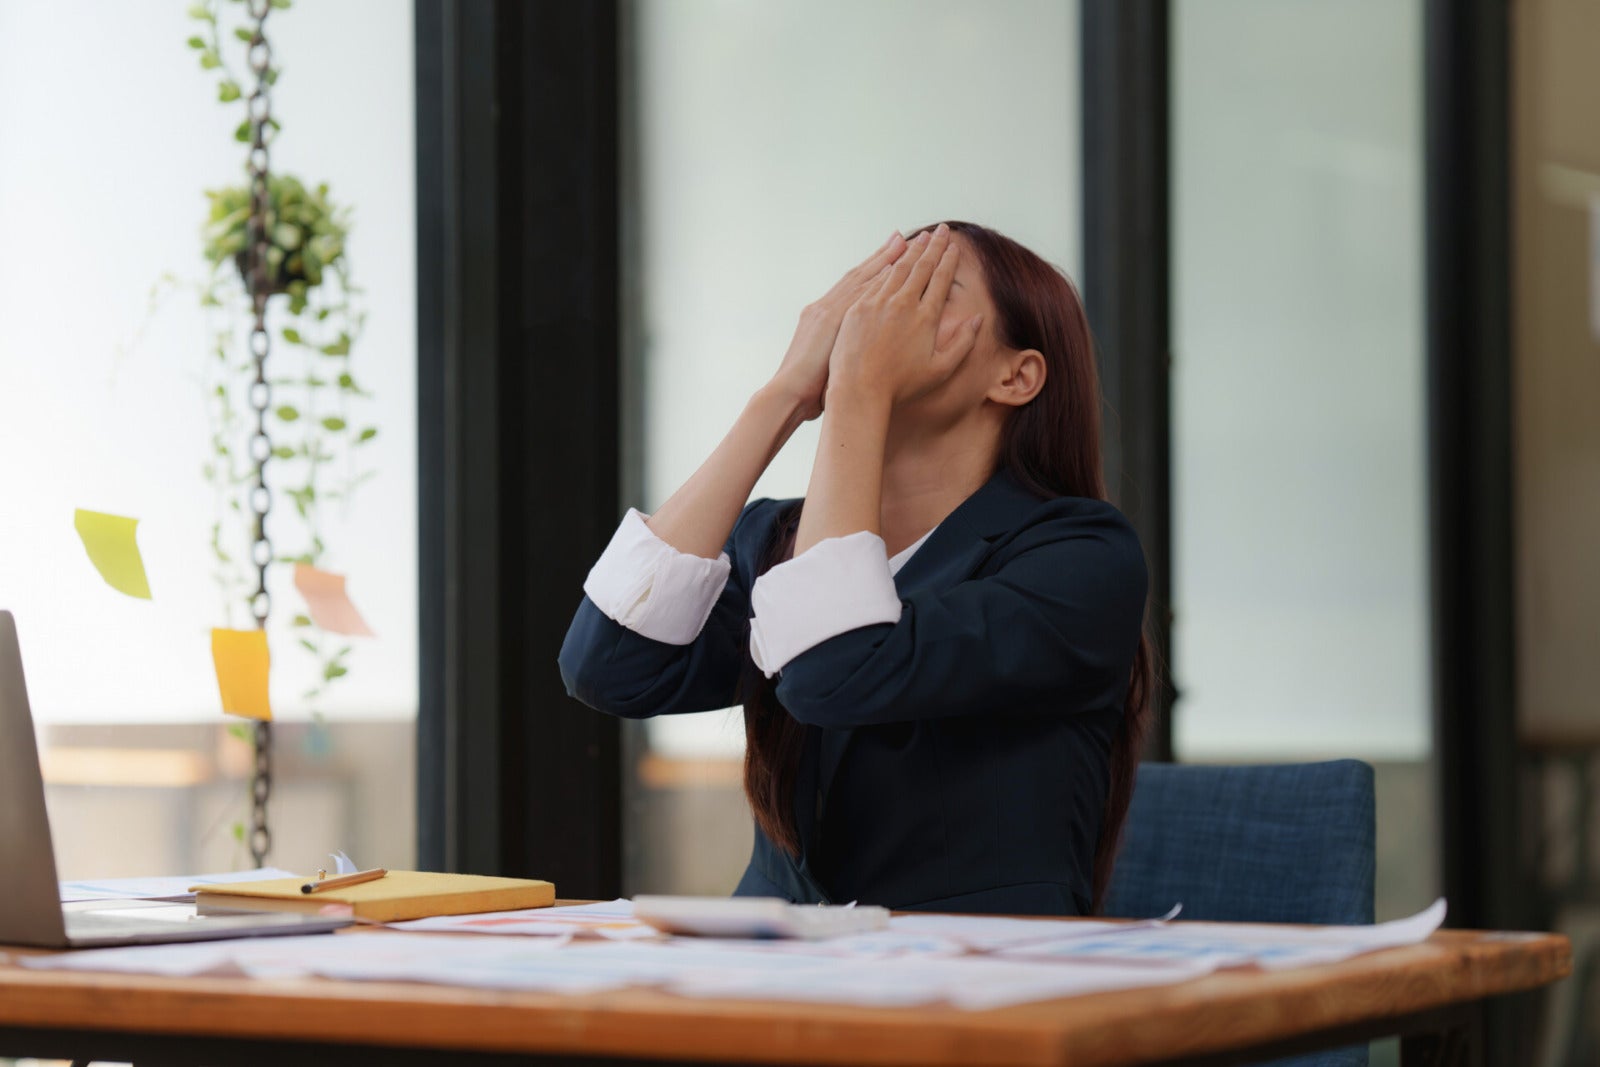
[0,925,1570,1067]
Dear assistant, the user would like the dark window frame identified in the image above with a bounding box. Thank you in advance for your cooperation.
[415,0,622,897]
[1081,0,1175,761]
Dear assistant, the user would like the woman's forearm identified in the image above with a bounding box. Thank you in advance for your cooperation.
[793,386,893,557]
[644,385,812,560]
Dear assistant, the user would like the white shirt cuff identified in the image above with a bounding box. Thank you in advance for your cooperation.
[748,531,903,678]
[582,508,733,646]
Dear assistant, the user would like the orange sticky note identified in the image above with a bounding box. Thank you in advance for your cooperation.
[293,564,375,636]
[211,628,272,721]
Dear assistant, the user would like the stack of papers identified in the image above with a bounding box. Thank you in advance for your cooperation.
[1001,899,1448,971]
[59,868,299,903]
[388,900,656,940]
[24,895,1450,1012]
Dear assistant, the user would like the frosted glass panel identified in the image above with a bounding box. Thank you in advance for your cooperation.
[632,0,1080,759]
[0,1,418,725]
[1171,0,1428,760]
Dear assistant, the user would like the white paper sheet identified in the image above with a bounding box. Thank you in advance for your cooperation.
[59,867,300,903]
[387,899,655,940]
[666,954,1216,1010]
[885,913,1127,950]
[1005,899,1448,972]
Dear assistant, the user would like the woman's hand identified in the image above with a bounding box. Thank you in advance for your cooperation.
[826,224,984,407]
[767,231,908,421]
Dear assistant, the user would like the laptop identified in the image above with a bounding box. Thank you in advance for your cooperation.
[0,610,352,948]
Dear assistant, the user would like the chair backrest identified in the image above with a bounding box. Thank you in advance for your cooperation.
[1103,760,1376,925]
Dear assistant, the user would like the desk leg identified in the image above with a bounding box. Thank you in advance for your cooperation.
[1401,1002,1484,1067]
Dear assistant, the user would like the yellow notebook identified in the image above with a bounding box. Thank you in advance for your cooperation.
[190,871,555,923]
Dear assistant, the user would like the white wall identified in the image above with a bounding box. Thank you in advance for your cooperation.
[1171,0,1429,760]
[0,1,417,723]
[631,0,1081,757]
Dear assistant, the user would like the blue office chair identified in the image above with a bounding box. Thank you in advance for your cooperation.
[1103,760,1377,1067]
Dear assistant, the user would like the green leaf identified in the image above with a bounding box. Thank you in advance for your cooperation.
[187,4,210,19]
[227,723,252,742]
[200,50,221,70]
[264,66,279,86]
[231,822,245,843]
[282,327,302,344]
[298,638,319,653]
[186,35,206,49]
[321,416,346,432]
[270,0,292,8]
[357,427,378,443]
[218,80,241,102]
[234,118,251,142]
[323,663,348,681]
[271,445,295,459]
[275,405,300,422]
[234,26,254,41]
[319,334,350,357]
[292,614,313,628]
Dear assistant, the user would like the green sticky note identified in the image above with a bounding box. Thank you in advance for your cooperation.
[73,509,152,599]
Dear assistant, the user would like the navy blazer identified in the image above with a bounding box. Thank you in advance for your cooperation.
[558,466,1147,916]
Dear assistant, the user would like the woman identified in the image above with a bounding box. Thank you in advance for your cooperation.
[559,221,1152,916]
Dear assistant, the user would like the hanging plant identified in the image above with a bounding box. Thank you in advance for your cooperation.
[202,175,351,310]
[181,0,380,855]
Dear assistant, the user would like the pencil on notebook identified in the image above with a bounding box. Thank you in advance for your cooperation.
[302,868,388,894]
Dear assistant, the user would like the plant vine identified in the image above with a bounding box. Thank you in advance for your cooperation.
[183,0,379,767]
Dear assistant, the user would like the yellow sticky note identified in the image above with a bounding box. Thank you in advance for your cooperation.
[211,628,272,721]
[293,563,375,637]
[73,509,152,599]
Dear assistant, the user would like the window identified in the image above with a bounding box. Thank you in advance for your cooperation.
[0,1,418,879]
[622,0,1081,893]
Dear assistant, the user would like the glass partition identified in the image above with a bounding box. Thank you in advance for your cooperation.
[1170,0,1434,940]
[623,0,1081,894]
[0,0,418,879]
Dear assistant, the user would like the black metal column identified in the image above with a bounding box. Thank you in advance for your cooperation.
[1425,0,1528,1061]
[417,0,622,898]
[1081,0,1174,761]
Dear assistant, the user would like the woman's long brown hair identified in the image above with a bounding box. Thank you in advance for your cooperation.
[738,222,1156,912]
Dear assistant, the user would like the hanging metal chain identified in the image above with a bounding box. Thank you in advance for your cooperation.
[244,0,275,867]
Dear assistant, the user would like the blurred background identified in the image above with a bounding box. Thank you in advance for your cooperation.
[0,1,1594,1064]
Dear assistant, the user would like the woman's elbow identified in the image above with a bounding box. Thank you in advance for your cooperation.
[558,604,656,719]
[773,658,877,729]
[557,648,660,720]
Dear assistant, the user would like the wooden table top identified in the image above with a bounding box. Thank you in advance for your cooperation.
[0,924,1571,1067]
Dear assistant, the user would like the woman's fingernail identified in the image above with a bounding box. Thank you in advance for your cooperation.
[887,230,902,245]
[936,223,950,237]
[915,231,931,245]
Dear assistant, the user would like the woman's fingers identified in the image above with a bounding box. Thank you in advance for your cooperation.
[831,231,906,299]
[933,313,985,371]
[923,237,960,309]
[896,224,951,302]
[876,228,932,298]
